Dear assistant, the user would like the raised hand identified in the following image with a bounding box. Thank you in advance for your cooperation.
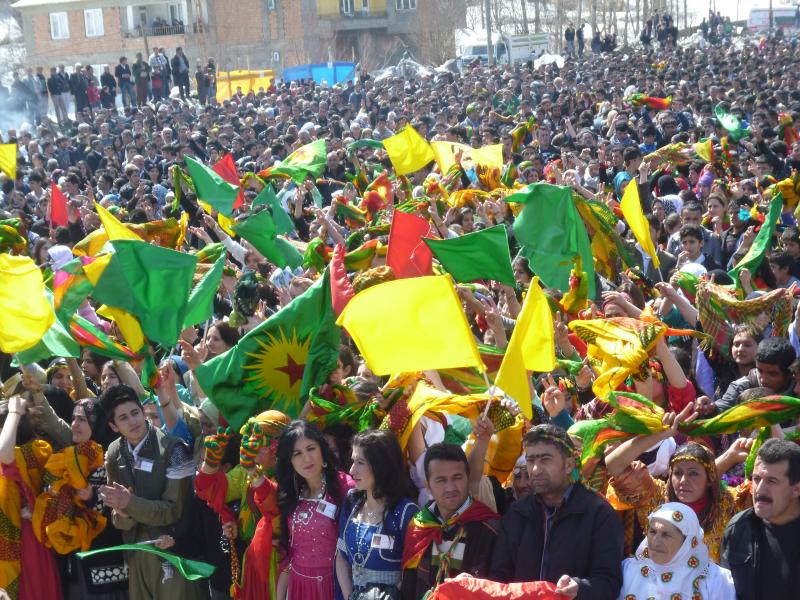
[204,426,234,468]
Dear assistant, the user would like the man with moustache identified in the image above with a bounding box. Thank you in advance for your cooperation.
[721,439,800,600]
[490,425,624,600]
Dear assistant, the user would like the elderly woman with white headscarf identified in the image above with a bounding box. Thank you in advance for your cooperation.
[618,502,735,600]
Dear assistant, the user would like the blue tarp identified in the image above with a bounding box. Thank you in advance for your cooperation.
[282,62,356,85]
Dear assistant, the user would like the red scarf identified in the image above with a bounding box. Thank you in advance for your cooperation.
[684,495,709,517]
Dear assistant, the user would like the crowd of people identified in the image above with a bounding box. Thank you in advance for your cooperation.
[0,47,216,131]
[0,15,800,600]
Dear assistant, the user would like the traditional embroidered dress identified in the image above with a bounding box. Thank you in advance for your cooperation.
[337,494,418,594]
[609,461,751,563]
[618,502,735,600]
[283,471,353,600]
[0,440,63,600]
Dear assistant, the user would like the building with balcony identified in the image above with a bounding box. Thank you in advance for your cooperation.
[10,0,464,75]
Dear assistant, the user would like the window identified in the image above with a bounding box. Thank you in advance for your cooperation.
[49,12,69,40]
[341,0,354,14]
[268,0,276,10]
[84,8,104,37]
[396,0,416,10]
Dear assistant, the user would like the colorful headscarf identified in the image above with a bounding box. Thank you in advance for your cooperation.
[238,410,290,469]
[623,502,711,600]
[613,171,633,199]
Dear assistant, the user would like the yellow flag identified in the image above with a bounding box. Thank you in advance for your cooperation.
[0,144,16,180]
[198,200,236,236]
[620,179,660,269]
[494,277,555,418]
[336,275,483,375]
[94,202,143,242]
[693,139,714,163]
[0,254,54,353]
[382,125,435,176]
[430,142,504,173]
[97,305,146,352]
[83,253,112,286]
[73,228,110,257]
[395,380,491,449]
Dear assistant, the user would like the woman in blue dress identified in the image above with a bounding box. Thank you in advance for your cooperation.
[336,429,418,600]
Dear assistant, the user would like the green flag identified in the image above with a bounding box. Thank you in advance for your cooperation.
[185,155,240,216]
[714,103,749,143]
[267,139,327,184]
[252,184,295,234]
[729,193,782,288]
[78,544,214,581]
[92,240,198,347]
[182,251,226,329]
[505,182,595,297]
[15,289,80,364]
[194,270,341,429]
[233,210,302,269]
[275,237,304,269]
[423,224,516,286]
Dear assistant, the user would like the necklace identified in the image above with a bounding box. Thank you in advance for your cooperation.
[292,480,327,529]
[361,500,384,524]
[352,517,376,571]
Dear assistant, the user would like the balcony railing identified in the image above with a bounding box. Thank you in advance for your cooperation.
[123,24,186,38]
[332,9,388,19]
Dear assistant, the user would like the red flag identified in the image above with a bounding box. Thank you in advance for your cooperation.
[365,170,394,206]
[429,578,560,600]
[212,153,244,209]
[386,210,433,279]
[330,244,355,316]
[50,181,69,227]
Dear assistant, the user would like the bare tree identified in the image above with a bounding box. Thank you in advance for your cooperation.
[520,0,530,33]
[414,0,463,64]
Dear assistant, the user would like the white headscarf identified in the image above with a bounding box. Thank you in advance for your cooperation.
[623,502,710,600]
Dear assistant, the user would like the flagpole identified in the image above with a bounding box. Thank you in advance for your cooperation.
[481,370,494,419]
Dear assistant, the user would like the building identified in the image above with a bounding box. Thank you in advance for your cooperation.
[10,0,465,74]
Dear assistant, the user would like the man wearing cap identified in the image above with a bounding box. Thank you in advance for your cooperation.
[461,103,481,133]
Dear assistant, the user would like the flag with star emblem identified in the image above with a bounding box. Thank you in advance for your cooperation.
[194,270,341,429]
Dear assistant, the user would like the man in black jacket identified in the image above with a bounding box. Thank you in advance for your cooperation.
[171,47,191,100]
[721,439,800,600]
[490,424,624,600]
[47,66,68,124]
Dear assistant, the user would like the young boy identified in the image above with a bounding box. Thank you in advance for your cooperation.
[676,223,721,271]
[769,251,800,288]
[99,385,204,599]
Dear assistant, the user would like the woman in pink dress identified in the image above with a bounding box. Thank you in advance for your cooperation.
[275,420,354,600]
[0,395,63,600]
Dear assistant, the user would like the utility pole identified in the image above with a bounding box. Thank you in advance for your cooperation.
[485,0,494,66]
